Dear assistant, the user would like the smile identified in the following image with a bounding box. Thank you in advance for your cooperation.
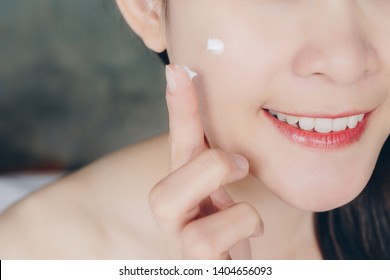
[264,109,371,149]
[268,110,365,133]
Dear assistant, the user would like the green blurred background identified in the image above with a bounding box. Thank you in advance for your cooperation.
[0,0,167,172]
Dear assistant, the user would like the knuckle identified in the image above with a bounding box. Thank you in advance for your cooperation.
[148,182,178,224]
[234,202,263,234]
[181,223,215,259]
[202,149,232,175]
[148,183,162,213]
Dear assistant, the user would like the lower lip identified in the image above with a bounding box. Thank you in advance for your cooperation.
[263,110,370,149]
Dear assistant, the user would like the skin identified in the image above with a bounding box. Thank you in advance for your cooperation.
[0,0,389,259]
[164,0,390,211]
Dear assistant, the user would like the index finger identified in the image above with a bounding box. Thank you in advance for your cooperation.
[165,64,207,171]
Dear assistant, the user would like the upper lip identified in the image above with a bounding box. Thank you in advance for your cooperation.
[263,108,373,119]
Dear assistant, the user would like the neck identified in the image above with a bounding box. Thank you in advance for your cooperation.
[225,174,322,259]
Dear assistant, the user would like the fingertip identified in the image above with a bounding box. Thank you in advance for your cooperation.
[166,64,198,91]
[182,66,198,80]
[210,187,234,210]
[230,154,249,172]
[165,65,176,93]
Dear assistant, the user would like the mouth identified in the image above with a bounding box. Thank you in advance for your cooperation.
[263,109,371,149]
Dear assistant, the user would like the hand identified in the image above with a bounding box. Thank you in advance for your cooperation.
[149,64,263,259]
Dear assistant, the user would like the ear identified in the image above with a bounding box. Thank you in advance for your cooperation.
[116,0,166,52]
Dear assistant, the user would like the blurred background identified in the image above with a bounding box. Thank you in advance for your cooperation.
[0,0,168,174]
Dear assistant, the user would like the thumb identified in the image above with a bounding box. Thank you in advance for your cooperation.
[210,186,235,210]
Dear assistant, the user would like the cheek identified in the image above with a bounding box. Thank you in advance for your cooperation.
[165,1,293,144]
[242,116,384,211]
[185,38,286,149]
[166,1,289,104]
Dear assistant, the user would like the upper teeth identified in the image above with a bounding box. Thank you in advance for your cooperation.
[269,110,365,133]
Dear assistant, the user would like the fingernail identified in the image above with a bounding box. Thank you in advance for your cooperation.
[231,154,249,172]
[165,65,176,93]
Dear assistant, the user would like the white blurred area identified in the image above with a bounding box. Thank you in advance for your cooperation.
[0,173,63,213]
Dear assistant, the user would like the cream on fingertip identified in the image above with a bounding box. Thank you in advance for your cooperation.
[183,66,198,80]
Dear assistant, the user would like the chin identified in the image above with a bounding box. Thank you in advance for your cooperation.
[277,181,367,212]
[253,162,375,212]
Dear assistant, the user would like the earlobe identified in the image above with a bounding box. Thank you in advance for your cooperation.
[116,0,166,52]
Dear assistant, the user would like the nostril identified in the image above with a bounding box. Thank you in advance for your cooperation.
[292,41,380,86]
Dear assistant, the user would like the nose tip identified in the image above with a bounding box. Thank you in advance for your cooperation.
[293,39,380,86]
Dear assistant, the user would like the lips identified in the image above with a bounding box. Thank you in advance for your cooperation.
[264,109,370,149]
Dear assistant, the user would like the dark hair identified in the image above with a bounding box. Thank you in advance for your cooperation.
[315,136,390,259]
[158,50,169,65]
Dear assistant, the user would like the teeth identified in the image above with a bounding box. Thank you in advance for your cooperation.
[276,112,286,122]
[286,115,299,125]
[348,116,358,129]
[268,110,365,133]
[332,117,349,132]
[299,117,315,131]
[314,118,333,133]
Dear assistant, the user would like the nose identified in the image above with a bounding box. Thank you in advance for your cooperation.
[292,4,380,86]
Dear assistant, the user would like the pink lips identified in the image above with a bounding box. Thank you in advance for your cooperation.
[264,110,370,149]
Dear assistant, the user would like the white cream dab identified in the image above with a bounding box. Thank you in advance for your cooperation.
[183,66,198,80]
[207,38,225,55]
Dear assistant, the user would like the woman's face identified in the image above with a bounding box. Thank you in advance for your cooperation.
[164,0,390,211]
